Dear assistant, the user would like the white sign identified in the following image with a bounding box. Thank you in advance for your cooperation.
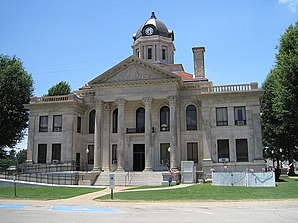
[109,173,115,189]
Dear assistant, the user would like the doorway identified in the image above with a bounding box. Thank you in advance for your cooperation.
[133,144,145,171]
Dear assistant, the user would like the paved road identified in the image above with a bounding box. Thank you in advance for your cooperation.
[1,199,297,223]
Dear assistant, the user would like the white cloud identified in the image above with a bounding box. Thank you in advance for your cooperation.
[278,0,298,12]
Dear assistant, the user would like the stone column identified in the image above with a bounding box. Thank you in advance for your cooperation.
[26,115,35,163]
[252,106,264,161]
[116,98,126,171]
[168,96,178,170]
[93,99,103,172]
[143,97,153,171]
[102,103,111,171]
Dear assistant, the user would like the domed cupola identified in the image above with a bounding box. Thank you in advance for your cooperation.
[132,12,174,41]
[132,12,175,65]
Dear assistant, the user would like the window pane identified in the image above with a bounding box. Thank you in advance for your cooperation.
[162,49,166,60]
[186,105,197,130]
[236,139,248,162]
[234,107,246,125]
[187,143,198,163]
[216,108,228,126]
[136,107,145,133]
[112,109,118,133]
[77,116,81,133]
[112,144,117,164]
[87,145,94,164]
[160,106,170,131]
[89,110,95,134]
[38,144,47,163]
[148,48,152,59]
[39,116,48,132]
[53,115,62,132]
[52,144,61,162]
[160,143,170,164]
[217,139,229,162]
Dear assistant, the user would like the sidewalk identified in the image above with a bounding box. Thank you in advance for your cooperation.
[55,183,193,205]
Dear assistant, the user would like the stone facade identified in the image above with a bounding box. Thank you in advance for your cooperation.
[25,12,265,178]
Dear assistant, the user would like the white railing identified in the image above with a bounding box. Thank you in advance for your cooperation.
[201,82,258,94]
[30,94,83,104]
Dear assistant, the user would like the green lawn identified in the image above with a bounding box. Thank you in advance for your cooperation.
[98,177,298,201]
[0,186,101,200]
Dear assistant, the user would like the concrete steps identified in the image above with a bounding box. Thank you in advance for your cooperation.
[94,171,170,186]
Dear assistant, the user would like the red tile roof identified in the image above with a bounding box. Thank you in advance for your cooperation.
[79,84,92,90]
[174,71,208,82]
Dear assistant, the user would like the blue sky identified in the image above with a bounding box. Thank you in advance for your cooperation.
[0,0,297,149]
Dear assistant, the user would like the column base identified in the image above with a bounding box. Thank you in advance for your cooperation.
[92,167,102,172]
[101,167,110,172]
[116,167,125,172]
[143,167,153,172]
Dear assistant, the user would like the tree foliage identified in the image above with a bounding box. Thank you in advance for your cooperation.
[261,22,298,175]
[0,55,33,155]
[45,81,71,96]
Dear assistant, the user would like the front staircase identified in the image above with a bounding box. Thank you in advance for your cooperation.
[94,171,178,186]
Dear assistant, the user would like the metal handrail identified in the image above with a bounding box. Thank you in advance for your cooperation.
[124,171,130,186]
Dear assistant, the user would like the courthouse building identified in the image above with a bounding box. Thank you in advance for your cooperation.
[25,12,264,183]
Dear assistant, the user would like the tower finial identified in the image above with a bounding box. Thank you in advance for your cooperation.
[151,11,156,19]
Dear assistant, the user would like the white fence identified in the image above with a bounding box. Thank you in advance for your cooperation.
[212,172,275,187]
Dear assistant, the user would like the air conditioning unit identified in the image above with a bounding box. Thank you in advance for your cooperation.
[52,160,59,164]
[112,160,117,164]
[218,158,229,163]
[236,120,245,126]
[53,127,61,132]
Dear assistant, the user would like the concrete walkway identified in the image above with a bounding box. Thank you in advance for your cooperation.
[55,183,193,205]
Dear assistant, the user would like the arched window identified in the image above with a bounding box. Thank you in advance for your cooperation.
[160,106,170,131]
[112,109,118,133]
[89,109,95,134]
[186,105,197,130]
[136,107,145,133]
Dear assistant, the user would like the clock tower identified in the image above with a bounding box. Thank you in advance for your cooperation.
[132,12,175,65]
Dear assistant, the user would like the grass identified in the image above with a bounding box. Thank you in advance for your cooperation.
[98,177,298,201]
[0,186,101,200]
[124,185,168,191]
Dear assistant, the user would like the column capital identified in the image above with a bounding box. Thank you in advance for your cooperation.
[103,102,111,112]
[115,98,126,107]
[143,97,153,106]
[95,99,103,109]
[167,96,178,106]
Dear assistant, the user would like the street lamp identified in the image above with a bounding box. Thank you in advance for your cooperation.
[86,148,89,171]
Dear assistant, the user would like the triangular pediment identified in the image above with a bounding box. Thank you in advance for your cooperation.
[89,56,181,85]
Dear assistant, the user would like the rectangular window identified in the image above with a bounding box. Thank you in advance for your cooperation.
[77,116,81,133]
[217,139,230,162]
[147,48,152,60]
[162,49,166,60]
[234,106,246,125]
[52,144,61,163]
[38,144,47,163]
[87,145,94,164]
[53,115,62,132]
[187,142,198,163]
[112,144,117,164]
[39,116,48,132]
[160,143,170,164]
[216,107,228,126]
[236,139,248,162]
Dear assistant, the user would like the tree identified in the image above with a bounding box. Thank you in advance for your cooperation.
[16,149,27,164]
[45,81,71,96]
[0,55,33,155]
[261,22,298,175]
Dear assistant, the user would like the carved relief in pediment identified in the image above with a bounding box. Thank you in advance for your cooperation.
[105,64,169,83]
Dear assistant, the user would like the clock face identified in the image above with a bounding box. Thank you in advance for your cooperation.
[145,27,154,35]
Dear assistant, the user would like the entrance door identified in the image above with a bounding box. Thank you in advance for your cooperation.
[133,144,145,171]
